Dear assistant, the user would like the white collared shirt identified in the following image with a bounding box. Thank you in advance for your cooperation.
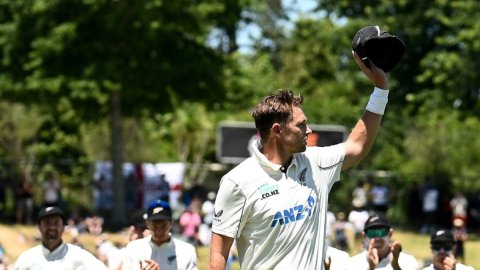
[422,263,475,270]
[348,250,419,270]
[122,236,197,270]
[14,242,108,270]
[213,139,345,270]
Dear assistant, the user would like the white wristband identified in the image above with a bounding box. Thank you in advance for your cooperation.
[366,87,389,115]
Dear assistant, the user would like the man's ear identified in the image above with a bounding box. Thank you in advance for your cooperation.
[272,123,282,136]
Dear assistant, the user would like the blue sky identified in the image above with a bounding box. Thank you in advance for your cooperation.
[236,0,320,54]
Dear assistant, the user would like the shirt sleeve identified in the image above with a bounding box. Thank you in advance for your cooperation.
[306,144,345,189]
[187,244,199,270]
[212,177,247,239]
[399,253,420,270]
[14,252,29,270]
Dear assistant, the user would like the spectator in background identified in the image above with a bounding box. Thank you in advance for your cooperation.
[0,242,13,270]
[15,176,34,224]
[421,179,439,234]
[199,191,216,246]
[201,191,216,228]
[352,179,369,210]
[157,173,171,202]
[370,181,389,216]
[451,218,468,264]
[450,191,468,225]
[406,182,423,230]
[333,212,350,252]
[348,198,370,247]
[180,198,202,246]
[85,212,104,236]
[15,206,108,270]
[326,206,336,247]
[422,229,474,270]
[42,172,61,207]
[348,214,418,270]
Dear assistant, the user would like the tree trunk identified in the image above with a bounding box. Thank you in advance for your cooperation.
[110,91,127,228]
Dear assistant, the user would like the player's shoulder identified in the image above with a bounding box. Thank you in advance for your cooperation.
[399,251,417,261]
[224,157,259,177]
[455,263,476,270]
[221,157,263,189]
[124,237,150,251]
[398,251,420,268]
[171,238,196,251]
[65,243,95,256]
[348,250,366,263]
[17,244,42,259]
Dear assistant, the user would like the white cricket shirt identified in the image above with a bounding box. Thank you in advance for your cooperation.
[348,250,419,270]
[14,242,108,270]
[121,236,197,270]
[422,263,475,270]
[326,246,350,270]
[212,139,345,270]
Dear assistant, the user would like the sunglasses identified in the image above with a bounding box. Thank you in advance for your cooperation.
[432,244,453,253]
[365,228,389,238]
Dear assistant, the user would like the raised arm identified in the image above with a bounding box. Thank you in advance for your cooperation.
[208,233,234,270]
[342,51,389,170]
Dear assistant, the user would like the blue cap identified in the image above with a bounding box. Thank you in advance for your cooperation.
[144,200,172,221]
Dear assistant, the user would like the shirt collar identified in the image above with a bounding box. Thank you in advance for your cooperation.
[148,235,172,248]
[250,139,298,172]
[42,242,67,259]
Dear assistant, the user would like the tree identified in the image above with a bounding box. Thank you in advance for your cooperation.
[0,0,230,226]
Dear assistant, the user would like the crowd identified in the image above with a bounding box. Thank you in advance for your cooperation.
[0,163,477,270]
[0,202,475,270]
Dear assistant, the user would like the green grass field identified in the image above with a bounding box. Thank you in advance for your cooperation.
[1,224,478,269]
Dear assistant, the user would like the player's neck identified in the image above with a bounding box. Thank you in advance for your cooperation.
[261,141,293,166]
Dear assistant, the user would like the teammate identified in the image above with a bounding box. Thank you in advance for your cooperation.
[348,214,418,270]
[208,50,391,269]
[422,229,475,270]
[14,206,108,270]
[325,246,350,270]
[122,200,198,270]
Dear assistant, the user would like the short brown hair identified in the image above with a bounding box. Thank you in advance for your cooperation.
[251,89,303,141]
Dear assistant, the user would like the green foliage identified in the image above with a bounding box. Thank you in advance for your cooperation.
[0,0,480,223]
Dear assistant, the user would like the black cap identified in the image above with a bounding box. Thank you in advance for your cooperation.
[430,229,454,244]
[130,210,147,229]
[37,206,66,224]
[364,214,391,231]
[352,25,406,72]
[144,200,172,221]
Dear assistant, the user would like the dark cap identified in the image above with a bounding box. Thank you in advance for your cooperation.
[130,210,147,229]
[352,25,406,72]
[37,206,66,224]
[144,200,172,221]
[363,214,391,231]
[430,229,454,244]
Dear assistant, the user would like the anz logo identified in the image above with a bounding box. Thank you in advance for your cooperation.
[270,196,315,227]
